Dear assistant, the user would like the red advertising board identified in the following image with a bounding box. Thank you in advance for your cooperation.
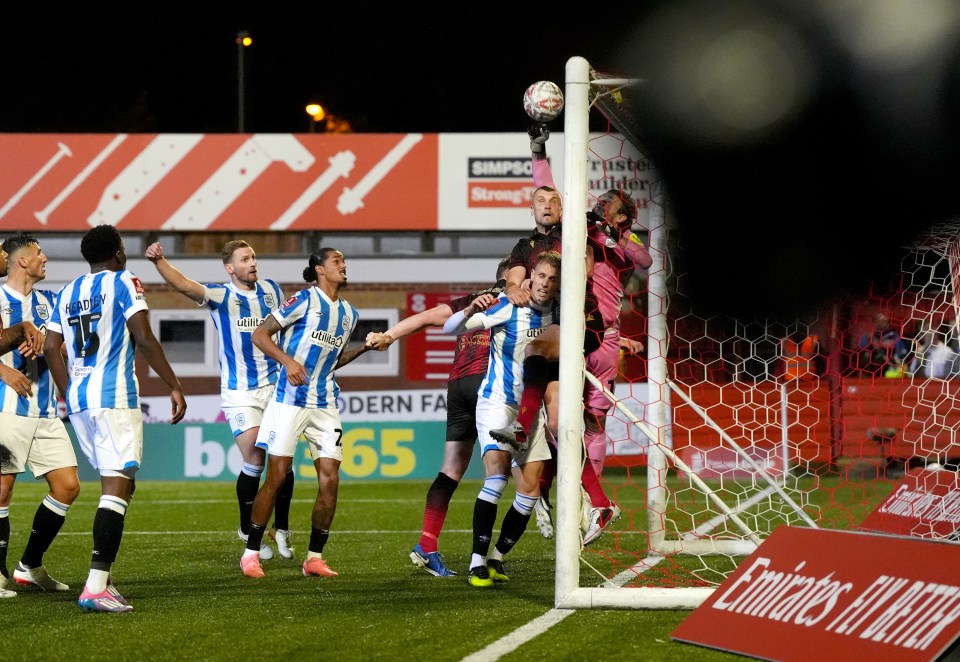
[404,291,471,381]
[859,467,960,540]
[672,526,960,661]
[0,134,439,231]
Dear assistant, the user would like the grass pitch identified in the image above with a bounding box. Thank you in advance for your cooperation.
[2,477,762,661]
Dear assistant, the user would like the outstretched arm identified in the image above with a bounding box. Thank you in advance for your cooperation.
[144,242,206,305]
[128,310,187,424]
[335,334,379,370]
[368,303,455,351]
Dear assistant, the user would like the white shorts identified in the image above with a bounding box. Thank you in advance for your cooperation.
[222,384,275,437]
[255,400,343,462]
[0,412,77,477]
[69,408,143,478]
[475,396,551,466]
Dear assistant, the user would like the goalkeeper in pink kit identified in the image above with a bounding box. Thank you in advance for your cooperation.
[492,122,651,545]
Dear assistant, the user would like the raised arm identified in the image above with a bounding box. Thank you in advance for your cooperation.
[335,334,378,370]
[529,124,555,188]
[368,303,455,351]
[127,310,187,423]
[144,242,206,305]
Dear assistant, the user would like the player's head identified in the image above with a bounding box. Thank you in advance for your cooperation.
[592,189,637,239]
[222,240,258,287]
[303,247,346,285]
[531,185,562,231]
[2,233,46,281]
[530,250,561,305]
[496,257,510,283]
[81,225,125,269]
[0,239,9,278]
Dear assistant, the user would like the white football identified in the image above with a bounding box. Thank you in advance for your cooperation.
[523,81,564,122]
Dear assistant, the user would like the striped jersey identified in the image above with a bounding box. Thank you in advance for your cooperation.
[270,286,358,409]
[48,269,148,413]
[467,295,558,405]
[202,279,284,391]
[0,284,58,418]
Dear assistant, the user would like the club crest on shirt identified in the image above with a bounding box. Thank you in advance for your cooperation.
[35,304,49,320]
[264,294,276,309]
[341,316,352,331]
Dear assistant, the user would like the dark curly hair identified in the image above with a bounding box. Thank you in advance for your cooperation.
[81,225,123,264]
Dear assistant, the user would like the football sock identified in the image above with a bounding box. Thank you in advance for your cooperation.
[583,425,607,477]
[273,470,295,531]
[236,467,262,536]
[246,522,267,552]
[85,568,110,594]
[581,461,610,509]
[420,472,458,554]
[494,504,533,556]
[308,527,330,554]
[90,496,127,573]
[20,495,69,567]
[515,356,550,433]
[0,507,9,578]
[471,498,498,559]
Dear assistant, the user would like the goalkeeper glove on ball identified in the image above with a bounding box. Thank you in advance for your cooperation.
[528,123,550,155]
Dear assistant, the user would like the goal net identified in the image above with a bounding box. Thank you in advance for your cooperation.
[557,56,960,611]
[556,56,825,610]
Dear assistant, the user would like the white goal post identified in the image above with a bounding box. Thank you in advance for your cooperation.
[553,56,815,610]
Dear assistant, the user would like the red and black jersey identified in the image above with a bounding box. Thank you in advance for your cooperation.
[507,224,562,274]
[447,284,503,381]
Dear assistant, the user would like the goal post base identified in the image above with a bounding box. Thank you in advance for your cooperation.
[556,586,715,610]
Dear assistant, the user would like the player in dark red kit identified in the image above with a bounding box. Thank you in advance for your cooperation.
[369,259,509,576]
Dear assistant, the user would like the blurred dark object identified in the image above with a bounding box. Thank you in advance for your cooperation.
[614,0,960,316]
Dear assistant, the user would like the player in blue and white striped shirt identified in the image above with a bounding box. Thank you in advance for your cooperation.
[0,234,80,597]
[240,248,375,579]
[145,240,294,561]
[45,225,186,613]
[442,250,561,587]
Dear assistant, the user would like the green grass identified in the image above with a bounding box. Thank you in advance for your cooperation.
[3,472,881,662]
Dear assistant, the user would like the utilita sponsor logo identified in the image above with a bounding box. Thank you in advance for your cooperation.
[466,157,535,208]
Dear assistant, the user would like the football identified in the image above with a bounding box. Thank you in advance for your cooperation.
[523,81,564,122]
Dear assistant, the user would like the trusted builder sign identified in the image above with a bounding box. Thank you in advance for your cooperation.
[672,526,960,661]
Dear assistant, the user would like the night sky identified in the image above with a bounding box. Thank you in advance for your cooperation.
[6,1,960,316]
[0,4,653,134]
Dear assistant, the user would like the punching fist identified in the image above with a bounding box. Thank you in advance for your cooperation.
[528,123,550,155]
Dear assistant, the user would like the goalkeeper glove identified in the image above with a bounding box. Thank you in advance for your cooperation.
[528,123,549,155]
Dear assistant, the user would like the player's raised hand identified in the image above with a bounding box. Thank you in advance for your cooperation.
[528,123,550,155]
[144,242,165,263]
